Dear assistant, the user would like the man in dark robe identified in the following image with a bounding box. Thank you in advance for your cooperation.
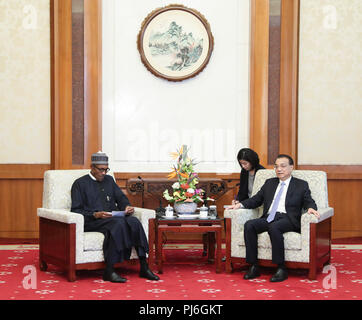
[71,151,160,283]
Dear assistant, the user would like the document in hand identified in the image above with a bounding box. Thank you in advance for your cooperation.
[111,211,126,217]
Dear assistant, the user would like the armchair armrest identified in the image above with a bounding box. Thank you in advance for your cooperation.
[224,208,259,226]
[37,208,84,226]
[301,207,334,224]
[133,207,156,221]
[133,207,156,238]
[38,208,86,264]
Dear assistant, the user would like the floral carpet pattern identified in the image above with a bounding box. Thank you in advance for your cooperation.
[0,244,361,300]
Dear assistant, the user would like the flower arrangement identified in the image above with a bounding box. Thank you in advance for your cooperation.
[163,145,213,204]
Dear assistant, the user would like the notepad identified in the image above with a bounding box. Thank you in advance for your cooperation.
[111,211,126,217]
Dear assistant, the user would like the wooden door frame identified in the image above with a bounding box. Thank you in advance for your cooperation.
[250,0,300,167]
[51,0,102,169]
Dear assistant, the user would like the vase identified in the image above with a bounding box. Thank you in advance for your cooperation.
[174,202,197,214]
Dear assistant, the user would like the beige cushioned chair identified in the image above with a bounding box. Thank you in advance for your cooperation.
[224,169,334,280]
[37,170,155,281]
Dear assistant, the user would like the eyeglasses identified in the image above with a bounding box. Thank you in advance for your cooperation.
[94,166,110,173]
[274,164,290,170]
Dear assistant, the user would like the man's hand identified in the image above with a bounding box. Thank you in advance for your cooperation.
[307,208,320,218]
[226,202,242,210]
[93,211,112,219]
[125,206,135,215]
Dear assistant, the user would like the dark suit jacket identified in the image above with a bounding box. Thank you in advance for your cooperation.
[236,164,265,201]
[241,176,317,231]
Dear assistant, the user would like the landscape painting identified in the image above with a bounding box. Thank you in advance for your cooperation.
[138,5,214,82]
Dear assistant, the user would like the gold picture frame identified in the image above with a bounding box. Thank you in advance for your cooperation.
[137,4,214,82]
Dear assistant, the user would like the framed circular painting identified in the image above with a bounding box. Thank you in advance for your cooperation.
[137,4,214,82]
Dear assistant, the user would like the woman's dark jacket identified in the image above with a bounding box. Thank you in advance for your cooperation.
[236,164,265,201]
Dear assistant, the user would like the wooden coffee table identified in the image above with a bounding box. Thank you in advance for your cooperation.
[148,217,223,274]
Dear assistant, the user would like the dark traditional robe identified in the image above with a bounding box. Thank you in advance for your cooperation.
[71,174,149,265]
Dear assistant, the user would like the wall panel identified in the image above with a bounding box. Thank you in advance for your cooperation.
[0,0,102,239]
[102,0,250,174]
[0,165,49,238]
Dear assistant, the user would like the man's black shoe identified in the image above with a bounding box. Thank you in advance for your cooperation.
[102,271,127,283]
[243,264,261,280]
[270,267,288,282]
[140,268,160,281]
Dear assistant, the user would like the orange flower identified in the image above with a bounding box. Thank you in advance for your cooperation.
[167,171,177,179]
[179,172,189,179]
[170,151,179,160]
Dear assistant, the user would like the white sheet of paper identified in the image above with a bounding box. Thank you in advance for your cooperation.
[111,211,125,217]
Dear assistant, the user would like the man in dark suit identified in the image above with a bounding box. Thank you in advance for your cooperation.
[229,154,319,282]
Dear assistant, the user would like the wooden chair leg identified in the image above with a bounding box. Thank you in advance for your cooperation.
[202,233,208,256]
[39,259,48,271]
[68,267,76,282]
[225,259,233,273]
[308,266,317,280]
[207,232,215,263]
[225,218,233,273]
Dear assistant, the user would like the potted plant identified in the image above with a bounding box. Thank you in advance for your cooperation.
[163,145,213,214]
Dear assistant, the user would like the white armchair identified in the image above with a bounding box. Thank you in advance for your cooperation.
[37,170,155,281]
[224,169,334,280]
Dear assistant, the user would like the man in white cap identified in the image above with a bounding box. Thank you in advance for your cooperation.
[71,151,160,283]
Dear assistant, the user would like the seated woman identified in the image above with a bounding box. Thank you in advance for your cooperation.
[231,148,264,208]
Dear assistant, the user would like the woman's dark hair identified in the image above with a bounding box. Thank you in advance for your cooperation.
[237,148,260,170]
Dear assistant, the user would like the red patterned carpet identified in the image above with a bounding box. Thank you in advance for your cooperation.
[0,244,361,300]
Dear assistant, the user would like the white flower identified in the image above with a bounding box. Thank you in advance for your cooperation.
[163,190,173,201]
[172,182,180,189]
[187,188,195,194]
[147,289,166,294]
[197,279,215,283]
[92,289,111,294]
[35,290,55,295]
[41,280,59,284]
[311,289,330,294]
[257,288,276,294]
[201,288,221,294]
[351,279,362,284]
[193,270,210,274]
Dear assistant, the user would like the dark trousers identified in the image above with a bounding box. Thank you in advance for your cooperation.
[243,213,297,265]
[85,216,149,266]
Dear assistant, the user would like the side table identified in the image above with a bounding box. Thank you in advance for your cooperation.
[148,217,223,274]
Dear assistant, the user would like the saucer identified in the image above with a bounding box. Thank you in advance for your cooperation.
[177,214,200,219]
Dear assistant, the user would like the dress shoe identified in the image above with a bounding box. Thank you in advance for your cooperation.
[243,264,261,280]
[270,267,288,282]
[102,270,127,283]
[140,268,160,281]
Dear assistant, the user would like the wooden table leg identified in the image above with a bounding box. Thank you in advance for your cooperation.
[225,218,232,273]
[157,227,163,274]
[215,228,222,273]
[148,218,155,271]
[207,232,215,263]
[202,233,208,256]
